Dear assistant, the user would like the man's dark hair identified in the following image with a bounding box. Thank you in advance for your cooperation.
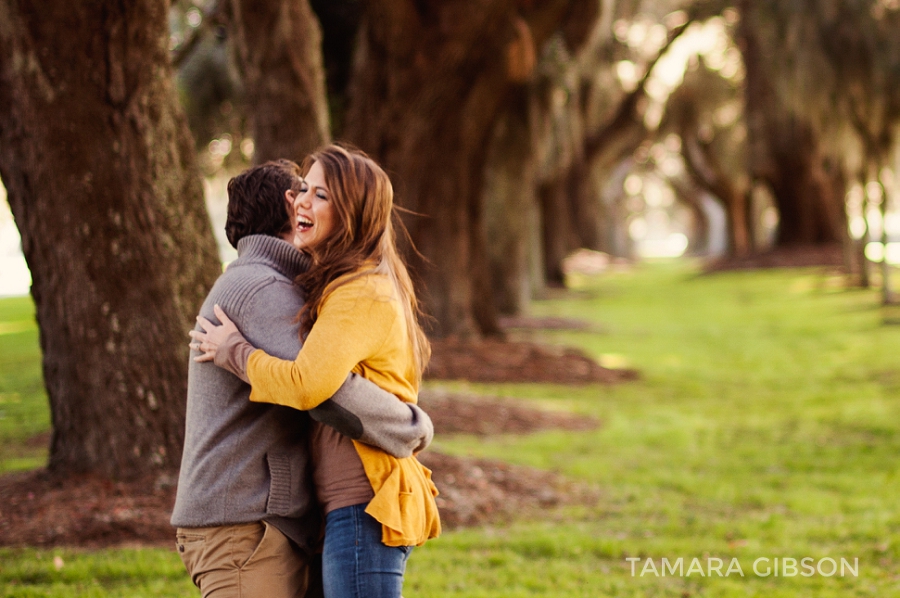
[225,159,301,248]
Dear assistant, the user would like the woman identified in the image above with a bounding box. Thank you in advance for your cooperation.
[190,144,440,598]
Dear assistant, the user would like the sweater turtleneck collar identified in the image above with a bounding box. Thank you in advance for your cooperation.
[235,234,311,279]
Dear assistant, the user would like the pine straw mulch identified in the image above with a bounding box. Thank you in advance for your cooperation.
[0,468,179,549]
[417,452,601,530]
[0,393,603,549]
[427,335,638,385]
[1,324,621,549]
[703,243,845,272]
[0,450,603,549]
[418,388,600,436]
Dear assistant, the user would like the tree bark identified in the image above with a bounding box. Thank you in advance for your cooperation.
[0,0,221,478]
[483,92,539,314]
[759,118,845,246]
[738,0,844,247]
[681,124,751,256]
[228,0,330,162]
[343,0,597,337]
[538,175,581,286]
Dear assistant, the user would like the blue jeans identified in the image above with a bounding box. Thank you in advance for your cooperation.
[322,504,412,598]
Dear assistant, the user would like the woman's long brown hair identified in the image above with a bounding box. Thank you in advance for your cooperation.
[294,144,431,380]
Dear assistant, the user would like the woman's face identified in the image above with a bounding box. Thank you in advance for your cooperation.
[291,160,336,253]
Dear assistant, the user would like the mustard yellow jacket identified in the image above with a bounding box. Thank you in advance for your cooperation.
[247,271,441,546]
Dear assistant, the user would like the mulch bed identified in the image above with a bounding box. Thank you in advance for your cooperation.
[0,451,602,549]
[419,388,599,436]
[498,315,606,332]
[1,333,619,549]
[0,468,179,549]
[427,337,638,385]
[0,384,605,549]
[704,243,845,272]
[418,452,600,529]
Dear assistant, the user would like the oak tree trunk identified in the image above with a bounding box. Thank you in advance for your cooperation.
[0,0,221,478]
[343,0,596,337]
[761,119,845,246]
[229,0,330,163]
[738,0,844,247]
[681,126,751,256]
[483,93,540,315]
[538,177,581,285]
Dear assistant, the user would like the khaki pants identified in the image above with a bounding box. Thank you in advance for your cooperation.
[176,522,310,598]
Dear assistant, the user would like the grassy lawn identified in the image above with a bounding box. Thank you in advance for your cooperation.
[1,262,899,596]
[0,296,47,473]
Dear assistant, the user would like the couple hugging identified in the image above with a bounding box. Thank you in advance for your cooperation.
[171,144,441,598]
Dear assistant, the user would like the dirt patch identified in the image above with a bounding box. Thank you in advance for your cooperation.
[0,448,600,549]
[1,336,617,549]
[23,432,51,448]
[426,337,637,385]
[499,315,606,333]
[0,390,603,549]
[418,452,600,529]
[0,468,178,549]
[417,389,602,527]
[420,388,599,436]
[704,244,845,272]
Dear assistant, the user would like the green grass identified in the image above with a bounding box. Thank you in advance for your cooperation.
[0,548,195,597]
[2,262,900,596]
[0,296,47,473]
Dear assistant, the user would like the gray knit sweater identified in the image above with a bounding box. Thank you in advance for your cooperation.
[171,235,433,551]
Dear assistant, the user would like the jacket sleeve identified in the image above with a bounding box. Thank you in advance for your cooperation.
[309,374,434,458]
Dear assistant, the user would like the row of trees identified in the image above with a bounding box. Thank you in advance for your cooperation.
[1,0,898,479]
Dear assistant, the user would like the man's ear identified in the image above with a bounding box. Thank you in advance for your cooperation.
[284,189,298,213]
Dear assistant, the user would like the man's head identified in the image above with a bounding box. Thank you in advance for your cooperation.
[225,159,301,248]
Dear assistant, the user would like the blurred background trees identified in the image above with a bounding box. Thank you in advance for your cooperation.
[2,0,900,477]
[172,0,900,322]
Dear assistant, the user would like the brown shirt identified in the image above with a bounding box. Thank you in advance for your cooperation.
[310,421,374,514]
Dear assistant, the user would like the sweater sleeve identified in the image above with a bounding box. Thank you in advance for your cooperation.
[246,276,397,411]
[309,374,434,458]
[213,331,254,383]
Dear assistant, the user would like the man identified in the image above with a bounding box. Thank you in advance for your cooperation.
[171,160,433,598]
